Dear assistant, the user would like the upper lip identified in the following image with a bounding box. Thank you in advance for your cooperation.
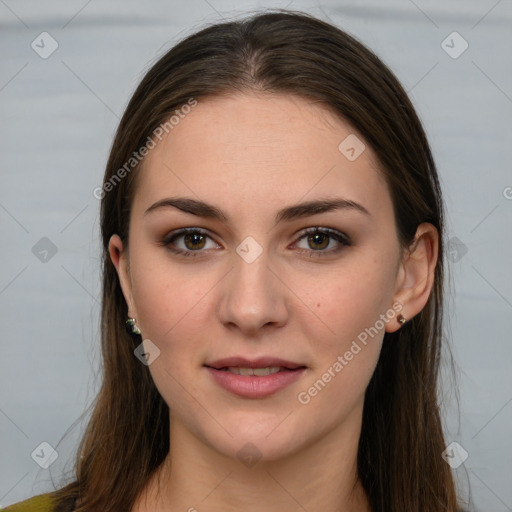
[205,356,306,370]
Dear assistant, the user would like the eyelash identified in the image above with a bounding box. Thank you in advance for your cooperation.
[159,227,351,258]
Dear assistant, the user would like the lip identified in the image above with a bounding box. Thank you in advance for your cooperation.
[204,356,308,399]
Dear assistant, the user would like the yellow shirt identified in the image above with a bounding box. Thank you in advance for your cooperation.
[1,493,56,512]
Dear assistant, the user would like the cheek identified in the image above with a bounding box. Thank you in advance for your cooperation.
[297,255,397,403]
[129,247,207,337]
[127,253,209,378]
[129,256,212,410]
[310,257,397,346]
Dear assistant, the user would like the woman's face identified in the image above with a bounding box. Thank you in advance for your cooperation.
[111,92,406,462]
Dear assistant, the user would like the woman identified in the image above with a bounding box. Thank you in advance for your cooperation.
[4,10,464,512]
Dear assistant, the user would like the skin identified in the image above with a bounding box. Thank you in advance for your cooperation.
[109,92,438,512]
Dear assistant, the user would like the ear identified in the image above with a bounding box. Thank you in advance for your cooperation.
[386,223,439,333]
[108,234,137,318]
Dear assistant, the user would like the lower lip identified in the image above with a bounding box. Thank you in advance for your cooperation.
[205,366,307,398]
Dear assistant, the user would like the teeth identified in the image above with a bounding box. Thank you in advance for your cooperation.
[253,367,282,376]
[224,366,283,376]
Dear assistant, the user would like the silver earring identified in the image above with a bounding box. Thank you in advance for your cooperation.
[126,317,141,336]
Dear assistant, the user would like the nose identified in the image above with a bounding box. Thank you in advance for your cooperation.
[217,246,289,336]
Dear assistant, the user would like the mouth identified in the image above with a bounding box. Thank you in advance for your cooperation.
[205,366,306,376]
[203,356,308,398]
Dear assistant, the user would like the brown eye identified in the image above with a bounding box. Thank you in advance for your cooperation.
[183,232,207,250]
[295,227,351,256]
[161,228,219,257]
[307,232,330,250]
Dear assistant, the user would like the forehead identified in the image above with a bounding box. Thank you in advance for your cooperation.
[132,92,391,221]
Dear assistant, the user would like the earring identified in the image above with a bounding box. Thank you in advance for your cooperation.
[126,317,141,336]
[397,314,407,326]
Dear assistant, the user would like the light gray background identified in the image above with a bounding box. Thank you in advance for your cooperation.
[1,0,511,510]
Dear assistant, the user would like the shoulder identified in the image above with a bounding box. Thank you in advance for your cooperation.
[1,493,56,512]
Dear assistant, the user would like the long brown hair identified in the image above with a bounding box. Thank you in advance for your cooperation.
[51,10,462,511]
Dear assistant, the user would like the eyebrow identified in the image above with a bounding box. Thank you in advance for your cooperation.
[143,196,370,223]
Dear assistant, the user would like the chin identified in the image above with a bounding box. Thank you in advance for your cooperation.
[196,414,312,465]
